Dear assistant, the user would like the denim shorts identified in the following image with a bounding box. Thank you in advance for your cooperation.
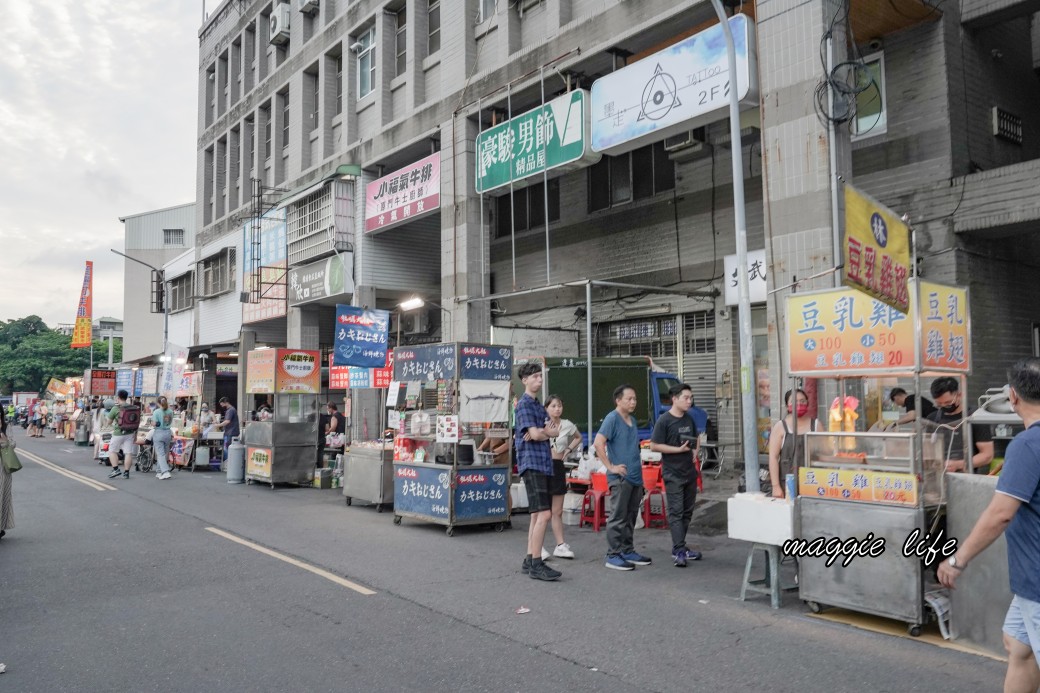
[1003,595,1040,664]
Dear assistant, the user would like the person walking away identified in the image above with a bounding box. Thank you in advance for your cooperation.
[0,406,14,539]
[38,401,49,435]
[105,390,141,480]
[650,383,704,567]
[768,389,818,498]
[544,395,580,560]
[28,401,39,438]
[938,358,1040,693]
[514,363,563,581]
[596,384,652,571]
[926,376,994,473]
[152,397,174,480]
[213,397,240,463]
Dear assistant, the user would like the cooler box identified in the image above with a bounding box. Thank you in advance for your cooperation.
[726,493,794,546]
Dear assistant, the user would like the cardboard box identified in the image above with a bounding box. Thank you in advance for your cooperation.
[726,493,794,545]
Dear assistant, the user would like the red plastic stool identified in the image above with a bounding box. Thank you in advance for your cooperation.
[642,465,668,529]
[580,472,610,531]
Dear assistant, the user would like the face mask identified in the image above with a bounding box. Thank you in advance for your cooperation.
[940,403,959,414]
[788,403,809,417]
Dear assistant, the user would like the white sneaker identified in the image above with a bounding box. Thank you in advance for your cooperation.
[540,547,551,561]
[158,472,172,480]
[553,543,575,559]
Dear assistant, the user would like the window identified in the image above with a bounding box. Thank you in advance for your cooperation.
[246,117,255,170]
[395,8,407,77]
[281,91,290,151]
[168,273,194,313]
[478,0,496,22]
[852,52,887,138]
[335,54,343,115]
[198,249,235,297]
[588,142,674,212]
[262,105,272,160]
[427,0,440,54]
[163,229,184,246]
[357,28,376,98]
[307,70,319,131]
[494,178,560,238]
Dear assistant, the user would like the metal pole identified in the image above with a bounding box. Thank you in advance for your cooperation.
[540,66,551,285]
[586,281,593,447]
[477,96,486,298]
[827,35,842,289]
[710,2,759,490]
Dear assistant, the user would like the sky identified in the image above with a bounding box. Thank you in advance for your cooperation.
[0,1,209,329]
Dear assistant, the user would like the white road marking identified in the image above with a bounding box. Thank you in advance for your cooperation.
[204,527,376,595]
[19,449,117,491]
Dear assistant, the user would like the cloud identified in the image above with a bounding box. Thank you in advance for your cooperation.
[0,0,200,328]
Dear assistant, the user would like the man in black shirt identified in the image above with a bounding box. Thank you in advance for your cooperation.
[926,377,994,473]
[888,387,936,428]
[650,383,702,567]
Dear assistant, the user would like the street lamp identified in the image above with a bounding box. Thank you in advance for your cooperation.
[111,249,168,359]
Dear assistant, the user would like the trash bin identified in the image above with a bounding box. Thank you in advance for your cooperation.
[227,437,245,484]
[74,416,90,446]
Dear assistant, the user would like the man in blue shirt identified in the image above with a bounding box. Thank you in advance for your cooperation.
[214,397,240,463]
[595,384,652,571]
[939,358,1040,692]
[514,362,562,582]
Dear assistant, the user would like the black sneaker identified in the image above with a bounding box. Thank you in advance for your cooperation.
[121,471,130,479]
[107,468,122,479]
[529,561,562,581]
[521,556,532,574]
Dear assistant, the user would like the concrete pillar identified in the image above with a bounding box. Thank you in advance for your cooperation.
[236,327,256,412]
[758,0,852,423]
[440,117,490,343]
[287,305,320,350]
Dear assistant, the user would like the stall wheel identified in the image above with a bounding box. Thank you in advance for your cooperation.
[246,478,253,485]
[393,515,402,525]
[494,522,506,533]
[376,504,383,513]
[446,526,455,537]
[345,497,352,506]
[806,601,824,614]
[907,624,922,637]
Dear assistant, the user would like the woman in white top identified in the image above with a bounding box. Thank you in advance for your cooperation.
[544,395,581,560]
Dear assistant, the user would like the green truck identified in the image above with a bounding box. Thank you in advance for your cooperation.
[512,356,709,445]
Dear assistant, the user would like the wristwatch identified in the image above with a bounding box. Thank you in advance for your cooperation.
[948,555,963,570]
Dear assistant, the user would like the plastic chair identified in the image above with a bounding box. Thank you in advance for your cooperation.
[641,465,668,529]
[580,472,610,532]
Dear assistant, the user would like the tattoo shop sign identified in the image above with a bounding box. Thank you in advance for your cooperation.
[364,153,440,234]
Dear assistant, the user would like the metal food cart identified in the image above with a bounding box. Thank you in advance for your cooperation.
[785,279,972,635]
[341,354,395,511]
[242,348,321,487]
[390,343,513,536]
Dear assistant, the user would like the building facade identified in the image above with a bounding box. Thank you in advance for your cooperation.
[189,0,1040,458]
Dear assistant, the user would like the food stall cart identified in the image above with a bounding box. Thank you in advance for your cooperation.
[241,348,321,487]
[784,279,971,635]
[341,353,395,510]
[391,343,513,536]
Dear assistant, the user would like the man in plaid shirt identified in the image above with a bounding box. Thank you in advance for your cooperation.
[515,362,562,581]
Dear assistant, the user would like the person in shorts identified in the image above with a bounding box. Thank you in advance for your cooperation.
[514,362,562,582]
[106,390,137,480]
[939,358,1040,692]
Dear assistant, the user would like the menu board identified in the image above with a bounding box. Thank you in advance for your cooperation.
[276,349,320,394]
[458,344,513,381]
[393,344,457,382]
[116,369,134,394]
[246,350,277,394]
[799,467,918,507]
[89,369,117,396]
[139,367,160,397]
[394,463,450,519]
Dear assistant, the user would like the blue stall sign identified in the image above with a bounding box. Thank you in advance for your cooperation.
[393,344,457,382]
[116,369,134,394]
[334,305,390,368]
[453,469,509,521]
[133,369,144,397]
[458,344,513,381]
[394,464,451,519]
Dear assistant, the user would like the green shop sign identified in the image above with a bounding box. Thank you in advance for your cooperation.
[475,89,600,194]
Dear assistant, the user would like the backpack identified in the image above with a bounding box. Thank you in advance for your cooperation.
[117,405,142,432]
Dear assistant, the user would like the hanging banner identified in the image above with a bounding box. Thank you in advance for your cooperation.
[275,349,321,394]
[330,353,352,390]
[918,280,971,372]
[333,305,390,368]
[842,184,912,313]
[159,345,189,399]
[71,261,94,348]
[365,153,440,234]
[46,378,70,397]
[140,367,160,397]
[723,249,768,306]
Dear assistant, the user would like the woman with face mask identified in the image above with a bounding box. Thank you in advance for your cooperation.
[768,388,818,498]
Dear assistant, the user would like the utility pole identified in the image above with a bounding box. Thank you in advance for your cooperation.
[110,249,168,359]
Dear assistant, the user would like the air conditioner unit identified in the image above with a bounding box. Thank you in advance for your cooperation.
[402,310,430,335]
[663,126,707,152]
[297,0,319,14]
[270,3,291,45]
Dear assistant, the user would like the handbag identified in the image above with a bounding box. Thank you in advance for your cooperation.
[1,435,23,473]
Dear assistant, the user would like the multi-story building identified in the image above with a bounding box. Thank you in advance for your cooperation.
[192,0,1040,459]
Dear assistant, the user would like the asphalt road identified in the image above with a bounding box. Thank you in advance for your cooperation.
[0,431,1008,692]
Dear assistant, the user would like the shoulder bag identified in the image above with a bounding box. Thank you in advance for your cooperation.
[1,434,23,473]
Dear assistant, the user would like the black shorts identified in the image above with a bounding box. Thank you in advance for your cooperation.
[549,458,567,496]
[522,470,553,513]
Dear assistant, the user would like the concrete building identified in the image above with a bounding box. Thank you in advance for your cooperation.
[191,0,1040,459]
[118,203,196,363]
